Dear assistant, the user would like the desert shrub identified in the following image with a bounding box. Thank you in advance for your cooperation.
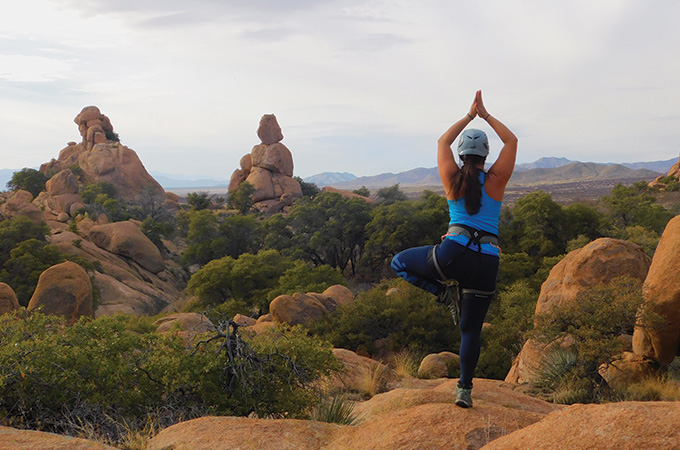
[186,249,295,314]
[0,312,338,444]
[306,279,458,356]
[80,181,117,204]
[528,275,661,403]
[267,261,345,299]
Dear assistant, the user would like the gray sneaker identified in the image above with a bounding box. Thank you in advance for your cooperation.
[437,284,460,326]
[455,387,473,408]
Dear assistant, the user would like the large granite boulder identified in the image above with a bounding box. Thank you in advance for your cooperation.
[0,426,117,450]
[89,221,165,274]
[481,401,680,450]
[26,261,93,324]
[633,215,680,364]
[506,238,651,384]
[0,282,20,314]
[534,238,650,316]
[268,285,354,327]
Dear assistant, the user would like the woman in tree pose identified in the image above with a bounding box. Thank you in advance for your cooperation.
[391,90,517,408]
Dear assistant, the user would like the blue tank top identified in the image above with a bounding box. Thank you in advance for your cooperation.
[446,172,502,257]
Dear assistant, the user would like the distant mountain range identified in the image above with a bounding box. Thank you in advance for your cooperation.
[306,157,677,189]
[149,171,228,189]
[1,157,676,191]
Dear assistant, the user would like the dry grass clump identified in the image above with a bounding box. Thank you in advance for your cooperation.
[357,363,390,398]
[390,349,421,379]
[612,374,680,402]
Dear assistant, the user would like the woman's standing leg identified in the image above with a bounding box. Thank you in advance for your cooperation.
[457,292,492,390]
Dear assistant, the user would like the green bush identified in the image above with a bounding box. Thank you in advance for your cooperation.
[528,275,661,403]
[0,312,338,443]
[306,279,458,356]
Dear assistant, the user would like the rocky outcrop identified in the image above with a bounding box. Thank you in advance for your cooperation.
[0,282,20,315]
[228,114,302,214]
[633,215,680,364]
[26,261,93,325]
[0,190,44,224]
[481,401,680,450]
[48,230,184,317]
[40,106,165,202]
[649,153,680,189]
[506,238,651,384]
[89,220,165,274]
[148,416,339,450]
[0,426,117,450]
[146,378,563,450]
[269,285,354,327]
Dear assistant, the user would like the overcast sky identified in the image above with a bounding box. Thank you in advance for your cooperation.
[1,0,679,179]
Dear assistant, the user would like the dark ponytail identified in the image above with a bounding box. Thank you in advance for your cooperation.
[451,155,485,215]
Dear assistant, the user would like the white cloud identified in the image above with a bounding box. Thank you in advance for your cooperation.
[0,0,678,179]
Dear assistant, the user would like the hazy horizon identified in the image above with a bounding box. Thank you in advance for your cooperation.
[1,1,679,179]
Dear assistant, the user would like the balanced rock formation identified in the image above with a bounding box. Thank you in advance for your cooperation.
[228,114,302,214]
[26,261,93,325]
[269,285,354,327]
[0,282,20,315]
[506,238,651,384]
[633,215,680,364]
[40,106,165,203]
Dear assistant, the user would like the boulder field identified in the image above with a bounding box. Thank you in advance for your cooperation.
[3,376,678,449]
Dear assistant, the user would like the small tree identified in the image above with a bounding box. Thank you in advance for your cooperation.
[353,186,370,198]
[6,168,49,197]
[376,184,407,205]
[186,192,211,211]
[227,182,256,213]
[294,176,321,198]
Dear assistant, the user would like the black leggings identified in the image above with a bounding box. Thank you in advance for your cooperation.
[391,238,498,389]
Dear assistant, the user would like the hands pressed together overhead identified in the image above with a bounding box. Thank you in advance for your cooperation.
[468,90,490,121]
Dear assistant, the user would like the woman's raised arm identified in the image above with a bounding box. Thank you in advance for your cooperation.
[438,96,477,196]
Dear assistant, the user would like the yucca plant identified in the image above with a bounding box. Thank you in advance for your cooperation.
[310,393,357,425]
